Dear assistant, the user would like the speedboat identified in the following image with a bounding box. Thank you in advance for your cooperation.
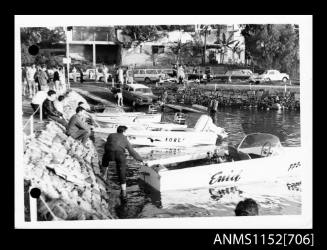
[139,133,302,191]
[95,115,228,147]
[94,120,188,133]
[94,106,162,124]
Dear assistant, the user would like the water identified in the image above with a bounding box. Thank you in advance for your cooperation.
[94,107,301,219]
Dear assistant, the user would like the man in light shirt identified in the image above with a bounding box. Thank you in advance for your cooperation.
[103,64,108,83]
[30,88,49,115]
[26,64,37,98]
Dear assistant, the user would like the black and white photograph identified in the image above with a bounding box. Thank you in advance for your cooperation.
[15,15,312,229]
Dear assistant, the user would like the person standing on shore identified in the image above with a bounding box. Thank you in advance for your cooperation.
[59,67,66,94]
[103,64,108,83]
[26,64,37,97]
[118,67,124,84]
[72,66,77,83]
[79,67,84,83]
[116,84,123,107]
[53,67,60,92]
[22,66,27,96]
[37,65,49,91]
[101,125,144,200]
[177,65,185,85]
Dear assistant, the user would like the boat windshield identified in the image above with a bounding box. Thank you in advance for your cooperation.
[237,133,283,156]
[238,133,281,149]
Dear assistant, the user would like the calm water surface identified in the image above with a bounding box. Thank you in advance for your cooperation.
[95,107,301,219]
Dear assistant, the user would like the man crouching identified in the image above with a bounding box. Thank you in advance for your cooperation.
[102,125,143,201]
[67,106,92,145]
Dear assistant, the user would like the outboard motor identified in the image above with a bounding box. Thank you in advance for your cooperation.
[193,115,211,132]
[194,115,228,139]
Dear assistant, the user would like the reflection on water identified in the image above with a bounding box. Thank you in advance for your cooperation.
[95,107,301,218]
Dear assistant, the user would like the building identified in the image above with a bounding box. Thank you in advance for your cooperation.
[117,24,245,67]
[67,26,121,66]
[65,25,245,68]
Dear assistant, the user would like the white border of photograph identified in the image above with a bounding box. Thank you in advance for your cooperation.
[15,15,312,229]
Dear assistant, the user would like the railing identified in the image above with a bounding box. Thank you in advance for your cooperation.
[29,187,61,221]
[23,105,43,137]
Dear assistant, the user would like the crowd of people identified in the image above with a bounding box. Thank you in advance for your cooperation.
[30,88,97,146]
[22,64,68,98]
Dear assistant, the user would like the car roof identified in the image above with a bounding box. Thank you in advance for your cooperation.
[127,83,150,89]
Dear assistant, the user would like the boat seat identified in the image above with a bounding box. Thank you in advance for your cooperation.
[227,146,251,161]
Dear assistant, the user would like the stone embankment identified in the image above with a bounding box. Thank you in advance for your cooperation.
[23,91,117,220]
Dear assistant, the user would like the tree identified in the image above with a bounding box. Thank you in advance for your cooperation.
[214,29,238,63]
[20,27,65,46]
[20,27,65,65]
[165,36,203,66]
[241,24,299,76]
[118,25,165,48]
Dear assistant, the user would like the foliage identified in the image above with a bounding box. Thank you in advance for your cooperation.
[165,36,203,65]
[241,24,299,76]
[21,27,65,46]
[119,25,165,48]
[20,27,65,66]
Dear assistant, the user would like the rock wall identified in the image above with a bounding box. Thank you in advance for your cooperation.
[24,92,116,220]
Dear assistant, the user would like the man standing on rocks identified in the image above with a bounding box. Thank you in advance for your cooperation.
[102,125,143,200]
[67,106,92,145]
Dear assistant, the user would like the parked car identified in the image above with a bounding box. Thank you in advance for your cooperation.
[133,69,166,84]
[250,69,289,84]
[69,68,112,82]
[118,83,159,105]
[225,69,253,77]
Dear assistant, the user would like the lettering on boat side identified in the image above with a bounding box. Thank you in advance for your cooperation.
[288,162,301,171]
[165,137,184,143]
[209,170,242,185]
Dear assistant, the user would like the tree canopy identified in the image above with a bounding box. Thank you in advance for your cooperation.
[241,24,299,76]
[20,27,65,65]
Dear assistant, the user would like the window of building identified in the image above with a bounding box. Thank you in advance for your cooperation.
[152,45,165,54]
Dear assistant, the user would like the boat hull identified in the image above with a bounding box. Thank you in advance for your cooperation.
[95,113,162,124]
[95,121,187,133]
[139,147,302,192]
[95,128,218,147]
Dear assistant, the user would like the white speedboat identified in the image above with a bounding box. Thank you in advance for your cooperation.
[94,106,162,124]
[139,133,302,191]
[95,120,187,133]
[95,115,228,147]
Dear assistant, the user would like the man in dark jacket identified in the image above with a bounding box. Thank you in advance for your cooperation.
[42,90,68,128]
[102,125,143,199]
[67,106,91,144]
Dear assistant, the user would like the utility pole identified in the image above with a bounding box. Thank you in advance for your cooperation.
[203,26,207,66]
[65,27,72,90]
